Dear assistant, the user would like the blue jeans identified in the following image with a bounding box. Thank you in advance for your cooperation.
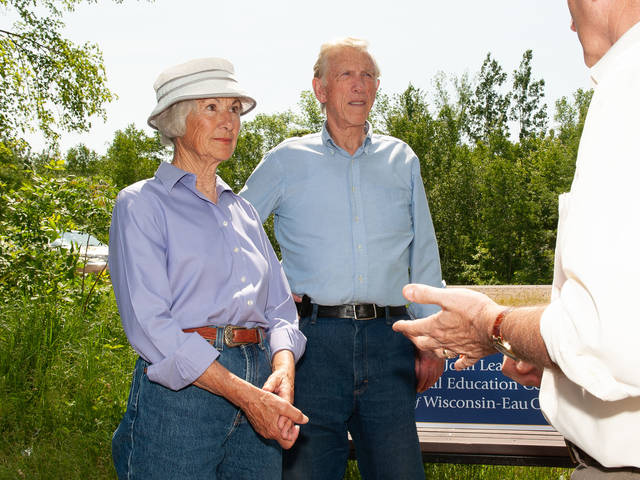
[283,308,423,480]
[112,340,281,479]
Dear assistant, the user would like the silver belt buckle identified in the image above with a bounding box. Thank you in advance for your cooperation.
[223,325,243,347]
[353,304,376,320]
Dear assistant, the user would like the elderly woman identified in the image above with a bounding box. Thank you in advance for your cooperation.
[109,58,307,479]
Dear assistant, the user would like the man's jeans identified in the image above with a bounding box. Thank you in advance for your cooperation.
[112,342,280,480]
[283,308,424,480]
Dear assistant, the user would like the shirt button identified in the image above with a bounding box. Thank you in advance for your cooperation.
[352,186,356,192]
[358,275,363,282]
[357,244,362,250]
[240,276,246,282]
[233,247,239,253]
[222,221,228,227]
[247,300,254,306]
[355,216,359,222]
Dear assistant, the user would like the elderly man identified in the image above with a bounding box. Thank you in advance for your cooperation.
[240,38,443,479]
[394,1,640,478]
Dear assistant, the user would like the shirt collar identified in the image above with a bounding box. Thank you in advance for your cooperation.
[156,161,189,191]
[215,176,233,196]
[321,121,373,156]
[155,161,234,198]
[590,19,640,86]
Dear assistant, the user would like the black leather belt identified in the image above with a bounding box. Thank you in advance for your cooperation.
[296,295,407,320]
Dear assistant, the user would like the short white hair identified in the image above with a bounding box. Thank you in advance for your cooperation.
[313,37,380,113]
[153,100,198,147]
[313,37,380,81]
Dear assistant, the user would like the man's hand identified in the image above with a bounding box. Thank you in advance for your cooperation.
[415,349,445,393]
[393,284,502,371]
[501,357,543,387]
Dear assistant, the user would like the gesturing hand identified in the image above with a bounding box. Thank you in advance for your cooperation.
[393,284,502,371]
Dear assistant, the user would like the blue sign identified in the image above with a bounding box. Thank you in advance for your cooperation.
[415,353,549,426]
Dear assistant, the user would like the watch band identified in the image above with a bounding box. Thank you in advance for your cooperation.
[491,307,518,360]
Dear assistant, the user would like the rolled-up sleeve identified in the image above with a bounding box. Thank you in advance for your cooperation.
[109,191,218,390]
[541,281,640,401]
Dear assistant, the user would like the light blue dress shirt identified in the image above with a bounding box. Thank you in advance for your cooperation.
[109,162,306,391]
[240,122,443,319]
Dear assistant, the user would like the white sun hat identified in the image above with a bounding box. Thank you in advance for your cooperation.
[147,57,257,129]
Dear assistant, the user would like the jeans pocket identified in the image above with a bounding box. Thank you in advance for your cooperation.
[128,357,146,414]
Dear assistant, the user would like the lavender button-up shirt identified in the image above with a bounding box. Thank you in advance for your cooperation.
[109,161,306,390]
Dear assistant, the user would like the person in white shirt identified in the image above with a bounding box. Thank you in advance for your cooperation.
[392,0,640,478]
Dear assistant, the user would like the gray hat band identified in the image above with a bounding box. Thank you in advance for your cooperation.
[156,70,240,102]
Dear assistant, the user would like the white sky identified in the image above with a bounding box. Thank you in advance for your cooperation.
[35,0,590,154]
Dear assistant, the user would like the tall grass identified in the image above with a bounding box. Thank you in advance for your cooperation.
[0,288,136,480]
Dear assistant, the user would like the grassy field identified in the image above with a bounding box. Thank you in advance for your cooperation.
[0,282,572,479]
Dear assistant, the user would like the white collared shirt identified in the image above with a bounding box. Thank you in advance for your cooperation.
[539,21,640,467]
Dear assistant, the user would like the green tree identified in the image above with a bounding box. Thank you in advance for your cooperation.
[0,137,31,193]
[65,143,101,176]
[0,159,116,296]
[510,50,547,142]
[384,84,436,163]
[553,88,593,150]
[102,124,168,189]
[0,0,121,145]
[467,53,511,145]
[296,90,324,134]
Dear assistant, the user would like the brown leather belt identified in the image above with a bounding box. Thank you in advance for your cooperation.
[183,326,264,347]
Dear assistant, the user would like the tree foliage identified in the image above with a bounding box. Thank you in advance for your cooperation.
[102,124,168,189]
[374,50,589,284]
[0,159,116,297]
[0,0,119,144]
[466,53,511,144]
[510,50,547,142]
[65,143,101,176]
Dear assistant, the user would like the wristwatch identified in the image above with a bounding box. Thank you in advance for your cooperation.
[491,307,518,360]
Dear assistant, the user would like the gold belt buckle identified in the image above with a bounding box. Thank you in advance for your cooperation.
[223,325,243,347]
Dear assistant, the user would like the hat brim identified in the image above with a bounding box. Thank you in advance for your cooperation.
[147,78,256,130]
